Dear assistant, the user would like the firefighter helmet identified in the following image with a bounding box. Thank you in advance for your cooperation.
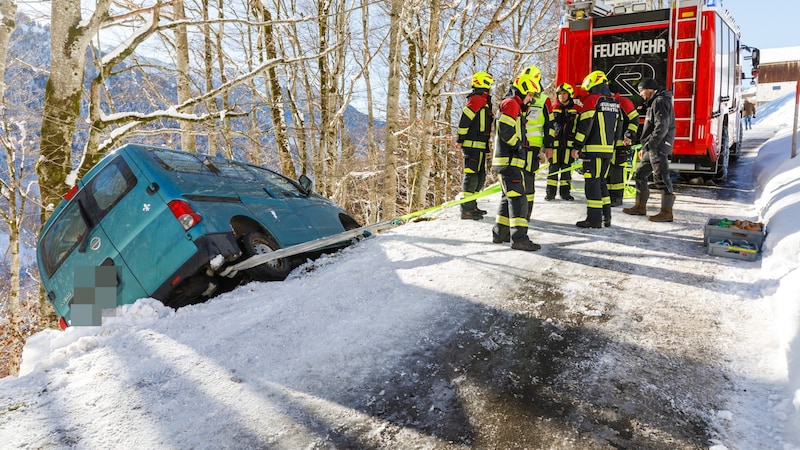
[522,65,542,90]
[471,71,494,89]
[513,72,540,96]
[556,82,574,97]
[581,70,608,91]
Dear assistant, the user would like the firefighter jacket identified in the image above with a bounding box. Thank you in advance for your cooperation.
[551,97,579,164]
[457,88,494,151]
[574,85,623,158]
[523,94,555,172]
[613,93,640,147]
[640,89,676,156]
[492,91,526,172]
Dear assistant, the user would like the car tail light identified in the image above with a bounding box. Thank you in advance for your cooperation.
[168,199,202,230]
[63,185,78,200]
[59,317,69,330]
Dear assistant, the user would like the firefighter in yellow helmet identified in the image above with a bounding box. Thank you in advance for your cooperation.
[547,82,579,201]
[456,71,495,220]
[520,65,555,221]
[607,84,640,207]
[491,72,540,251]
[573,70,624,228]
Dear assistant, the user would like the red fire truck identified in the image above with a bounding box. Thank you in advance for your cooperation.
[557,0,757,182]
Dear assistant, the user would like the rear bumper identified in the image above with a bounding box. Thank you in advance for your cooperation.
[151,232,241,305]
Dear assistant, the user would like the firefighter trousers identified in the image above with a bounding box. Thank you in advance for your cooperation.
[582,156,611,225]
[633,150,673,194]
[546,161,574,198]
[461,148,488,212]
[494,167,530,244]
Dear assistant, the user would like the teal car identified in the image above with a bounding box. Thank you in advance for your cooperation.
[37,144,360,329]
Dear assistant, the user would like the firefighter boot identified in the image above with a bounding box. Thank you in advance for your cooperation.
[603,204,612,227]
[492,225,510,243]
[545,186,556,201]
[649,193,675,222]
[623,190,649,215]
[510,226,540,251]
[609,194,623,207]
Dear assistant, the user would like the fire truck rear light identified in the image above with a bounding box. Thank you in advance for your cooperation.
[59,317,69,330]
[168,199,202,231]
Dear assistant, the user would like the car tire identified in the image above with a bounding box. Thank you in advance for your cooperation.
[239,231,293,281]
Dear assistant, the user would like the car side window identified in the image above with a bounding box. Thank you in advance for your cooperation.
[212,159,261,182]
[149,148,215,175]
[89,158,136,213]
[245,164,303,196]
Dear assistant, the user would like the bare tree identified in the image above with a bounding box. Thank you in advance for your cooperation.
[0,0,27,376]
[37,0,110,218]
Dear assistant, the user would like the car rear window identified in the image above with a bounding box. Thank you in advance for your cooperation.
[40,202,88,277]
[39,157,136,278]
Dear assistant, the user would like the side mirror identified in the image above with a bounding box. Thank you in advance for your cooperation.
[298,174,313,193]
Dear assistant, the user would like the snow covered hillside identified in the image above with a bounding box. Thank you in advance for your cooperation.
[1,95,799,449]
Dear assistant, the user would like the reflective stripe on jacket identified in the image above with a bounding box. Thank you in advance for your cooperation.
[457,89,493,151]
[574,92,622,156]
[492,95,526,170]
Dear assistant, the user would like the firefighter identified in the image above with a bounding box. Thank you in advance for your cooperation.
[491,71,541,251]
[573,70,623,228]
[548,82,579,201]
[456,71,495,220]
[607,85,640,207]
[624,77,676,222]
[520,65,555,219]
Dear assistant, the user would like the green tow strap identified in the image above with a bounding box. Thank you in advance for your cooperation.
[398,159,582,222]
[624,144,642,198]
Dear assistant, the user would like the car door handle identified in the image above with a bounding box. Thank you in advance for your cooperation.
[146,182,160,195]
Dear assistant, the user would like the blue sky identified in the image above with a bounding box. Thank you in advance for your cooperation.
[720,0,799,50]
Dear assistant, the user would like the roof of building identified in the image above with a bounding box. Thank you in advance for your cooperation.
[760,46,800,64]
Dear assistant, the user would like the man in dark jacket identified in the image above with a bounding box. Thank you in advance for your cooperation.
[456,71,495,220]
[623,78,676,222]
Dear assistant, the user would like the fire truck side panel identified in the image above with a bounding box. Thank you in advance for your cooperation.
[557,23,592,95]
[556,1,744,180]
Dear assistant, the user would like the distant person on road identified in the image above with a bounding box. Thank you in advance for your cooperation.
[743,99,756,130]
[456,71,495,220]
[623,78,676,222]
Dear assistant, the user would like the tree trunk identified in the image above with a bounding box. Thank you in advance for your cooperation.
[174,0,196,153]
[252,1,295,176]
[38,0,110,216]
[382,0,403,219]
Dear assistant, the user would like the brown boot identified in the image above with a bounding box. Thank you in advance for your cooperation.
[623,190,649,215]
[649,193,675,222]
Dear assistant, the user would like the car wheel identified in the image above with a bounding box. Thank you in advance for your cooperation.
[239,231,293,281]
